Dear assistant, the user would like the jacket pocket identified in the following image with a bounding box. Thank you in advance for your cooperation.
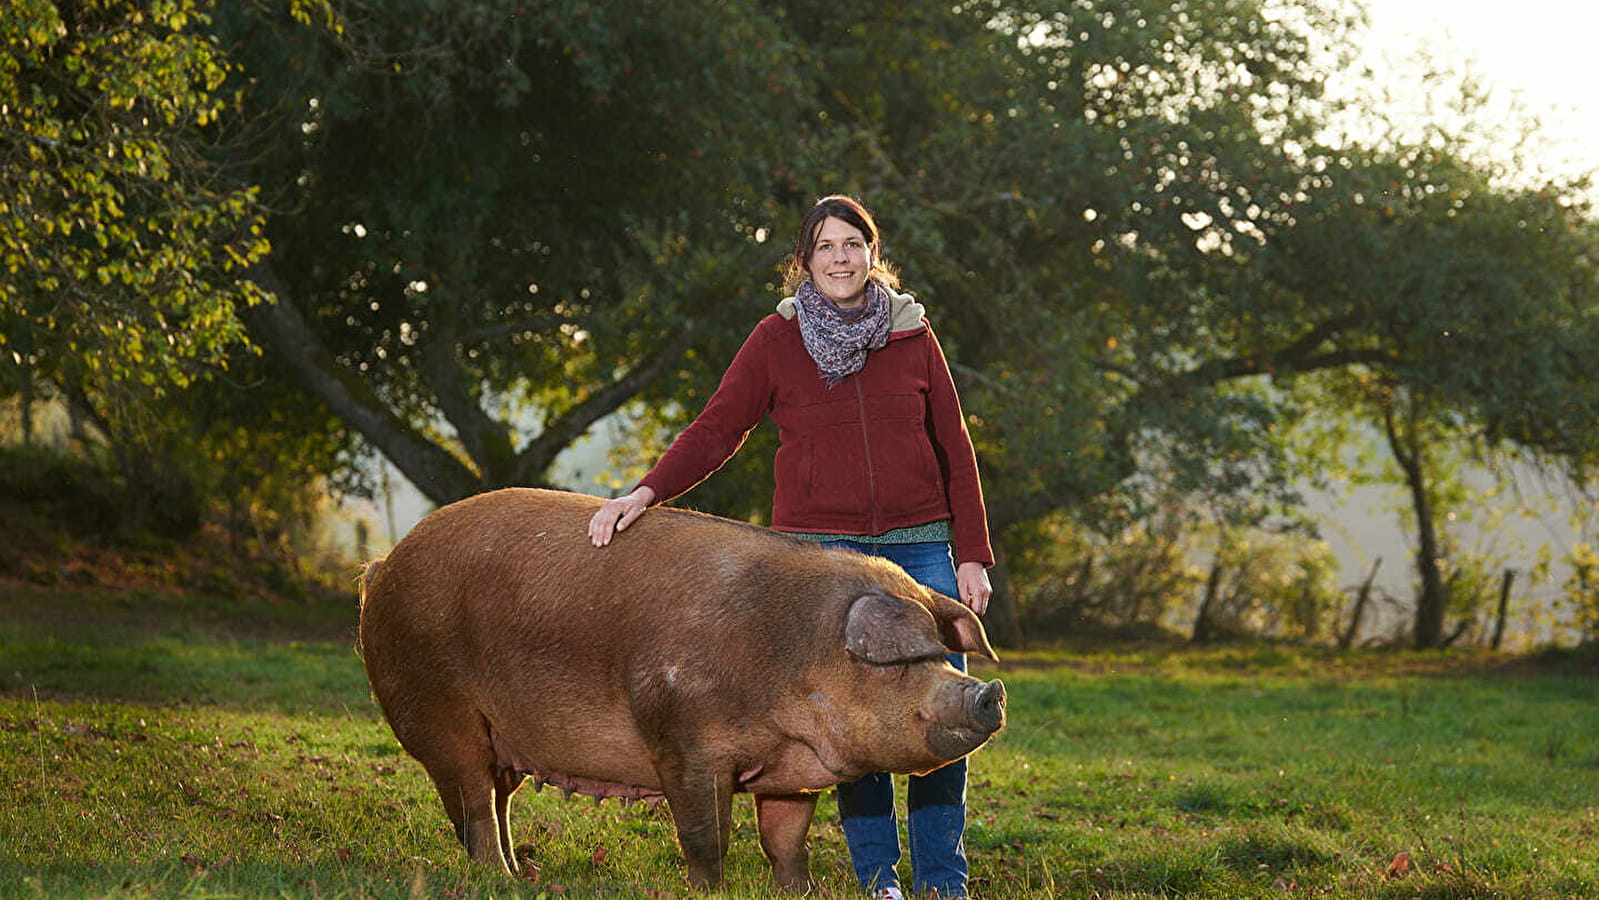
[866,394,946,514]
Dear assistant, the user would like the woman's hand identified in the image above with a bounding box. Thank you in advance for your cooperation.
[955,561,992,615]
[587,486,657,547]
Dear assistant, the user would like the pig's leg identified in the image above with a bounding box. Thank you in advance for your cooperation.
[421,759,504,872]
[656,758,737,888]
[405,705,512,875]
[494,767,525,874]
[754,791,819,891]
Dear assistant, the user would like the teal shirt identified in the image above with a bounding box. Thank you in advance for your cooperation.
[785,519,952,545]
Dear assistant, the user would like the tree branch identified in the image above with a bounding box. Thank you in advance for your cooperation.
[419,326,517,483]
[513,329,693,485]
[243,263,482,505]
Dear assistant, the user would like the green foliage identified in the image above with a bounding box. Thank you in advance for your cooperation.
[1007,504,1344,644]
[214,0,812,500]
[0,0,271,393]
[0,1,357,553]
[0,442,123,553]
[1562,542,1599,642]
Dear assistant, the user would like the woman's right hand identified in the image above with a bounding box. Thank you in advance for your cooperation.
[588,486,656,547]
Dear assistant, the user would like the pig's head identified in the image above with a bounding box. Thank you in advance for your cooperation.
[815,583,1006,778]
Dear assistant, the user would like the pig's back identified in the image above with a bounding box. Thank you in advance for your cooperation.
[357,488,876,788]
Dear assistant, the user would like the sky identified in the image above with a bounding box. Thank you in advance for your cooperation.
[1357,0,1599,180]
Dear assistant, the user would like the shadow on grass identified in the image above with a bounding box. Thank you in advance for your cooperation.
[1,619,368,716]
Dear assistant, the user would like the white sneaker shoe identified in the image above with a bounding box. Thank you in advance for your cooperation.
[869,888,905,900]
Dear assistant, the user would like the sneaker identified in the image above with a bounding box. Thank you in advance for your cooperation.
[869,888,905,900]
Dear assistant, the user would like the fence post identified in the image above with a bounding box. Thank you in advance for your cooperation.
[1339,557,1382,650]
[1491,568,1516,650]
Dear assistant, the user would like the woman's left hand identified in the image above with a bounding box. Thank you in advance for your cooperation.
[955,561,992,615]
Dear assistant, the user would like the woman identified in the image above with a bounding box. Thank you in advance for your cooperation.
[588,195,992,900]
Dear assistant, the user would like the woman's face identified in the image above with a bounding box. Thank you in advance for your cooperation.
[805,216,873,308]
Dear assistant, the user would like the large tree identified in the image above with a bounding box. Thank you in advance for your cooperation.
[0,0,362,537]
[222,0,817,507]
[1260,136,1599,647]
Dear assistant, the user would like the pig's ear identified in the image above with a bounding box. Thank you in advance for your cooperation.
[927,593,1000,662]
[845,592,949,665]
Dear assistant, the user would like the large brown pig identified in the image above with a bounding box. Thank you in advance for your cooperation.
[358,487,1005,890]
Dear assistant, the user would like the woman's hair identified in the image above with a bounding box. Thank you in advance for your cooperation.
[781,195,900,295]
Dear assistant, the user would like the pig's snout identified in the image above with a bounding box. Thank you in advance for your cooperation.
[971,678,1006,734]
[925,677,1007,762]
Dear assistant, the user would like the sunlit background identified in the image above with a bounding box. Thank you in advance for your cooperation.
[1360,0,1599,181]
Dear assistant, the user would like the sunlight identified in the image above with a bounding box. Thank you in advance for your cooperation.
[1353,0,1599,183]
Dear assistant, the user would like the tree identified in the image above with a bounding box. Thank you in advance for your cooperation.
[1256,125,1599,646]
[1,0,271,399]
[218,0,817,507]
[224,0,1599,645]
[212,0,1372,522]
[1,0,359,537]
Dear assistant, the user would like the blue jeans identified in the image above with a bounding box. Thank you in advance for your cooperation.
[820,540,969,898]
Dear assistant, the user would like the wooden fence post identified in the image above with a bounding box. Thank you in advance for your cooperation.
[1339,558,1382,650]
[1491,568,1516,650]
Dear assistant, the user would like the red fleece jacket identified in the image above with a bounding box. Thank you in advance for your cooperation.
[639,313,994,567]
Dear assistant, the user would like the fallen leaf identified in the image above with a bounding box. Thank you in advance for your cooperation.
[590,845,609,866]
[516,862,542,885]
[1384,851,1412,880]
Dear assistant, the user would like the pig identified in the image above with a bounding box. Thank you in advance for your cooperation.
[357,487,1006,890]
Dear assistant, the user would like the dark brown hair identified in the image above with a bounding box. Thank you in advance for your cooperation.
[781,195,900,294]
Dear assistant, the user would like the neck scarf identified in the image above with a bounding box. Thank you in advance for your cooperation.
[793,279,891,387]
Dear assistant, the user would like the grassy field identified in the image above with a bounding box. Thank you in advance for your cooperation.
[2,581,1596,899]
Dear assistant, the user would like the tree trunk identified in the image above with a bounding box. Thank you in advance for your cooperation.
[1406,470,1447,649]
[243,265,483,506]
[244,263,690,506]
[1382,399,1447,649]
[19,364,34,446]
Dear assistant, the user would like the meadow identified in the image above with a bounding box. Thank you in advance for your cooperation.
[1,582,1595,899]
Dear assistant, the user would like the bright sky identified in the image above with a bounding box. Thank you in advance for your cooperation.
[1358,0,1599,180]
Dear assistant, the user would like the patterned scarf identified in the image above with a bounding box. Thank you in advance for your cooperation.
[793,279,892,387]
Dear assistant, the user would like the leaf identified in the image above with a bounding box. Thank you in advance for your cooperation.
[1384,851,1412,880]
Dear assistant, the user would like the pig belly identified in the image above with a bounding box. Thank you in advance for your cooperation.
[482,707,662,798]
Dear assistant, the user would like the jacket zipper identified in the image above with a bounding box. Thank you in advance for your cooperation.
[854,376,879,534]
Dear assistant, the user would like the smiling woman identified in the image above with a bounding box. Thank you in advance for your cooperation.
[783,196,899,308]
[806,218,872,307]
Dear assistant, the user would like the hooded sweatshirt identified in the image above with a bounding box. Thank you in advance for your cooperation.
[638,287,993,567]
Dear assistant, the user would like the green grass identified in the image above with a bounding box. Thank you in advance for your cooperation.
[2,586,1596,898]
